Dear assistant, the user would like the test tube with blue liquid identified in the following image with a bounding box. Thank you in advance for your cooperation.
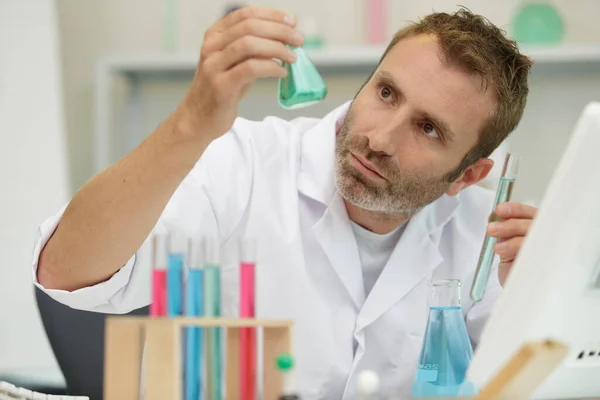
[185,237,204,400]
[204,237,223,400]
[411,279,477,398]
[470,153,520,302]
[167,232,186,317]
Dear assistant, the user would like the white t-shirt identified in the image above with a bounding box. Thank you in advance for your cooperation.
[350,221,407,297]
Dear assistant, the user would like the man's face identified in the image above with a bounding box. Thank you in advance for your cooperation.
[335,34,497,216]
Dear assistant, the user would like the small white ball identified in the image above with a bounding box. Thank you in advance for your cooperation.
[357,369,380,394]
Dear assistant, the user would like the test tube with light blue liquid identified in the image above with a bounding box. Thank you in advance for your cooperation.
[470,153,520,302]
[185,237,204,400]
[204,236,223,400]
[167,232,186,316]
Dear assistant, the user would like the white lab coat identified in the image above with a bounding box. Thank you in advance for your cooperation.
[31,101,502,399]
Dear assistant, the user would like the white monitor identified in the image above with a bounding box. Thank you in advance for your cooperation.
[467,102,600,399]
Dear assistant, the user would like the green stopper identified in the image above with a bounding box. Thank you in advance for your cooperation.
[276,353,294,371]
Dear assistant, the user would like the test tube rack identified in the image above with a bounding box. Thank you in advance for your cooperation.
[103,316,292,400]
[103,315,568,400]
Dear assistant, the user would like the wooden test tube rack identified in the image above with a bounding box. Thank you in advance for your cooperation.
[104,315,568,400]
[103,316,292,400]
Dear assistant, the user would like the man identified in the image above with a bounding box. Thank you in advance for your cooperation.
[33,7,536,399]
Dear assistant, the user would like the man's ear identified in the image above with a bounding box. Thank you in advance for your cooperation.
[446,158,494,196]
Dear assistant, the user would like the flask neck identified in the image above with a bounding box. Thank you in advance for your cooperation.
[429,279,461,308]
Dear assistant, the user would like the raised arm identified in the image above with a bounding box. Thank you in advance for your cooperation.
[37,6,302,291]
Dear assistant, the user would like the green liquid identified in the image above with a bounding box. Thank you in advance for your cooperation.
[278,47,327,109]
[470,177,515,302]
[204,265,222,400]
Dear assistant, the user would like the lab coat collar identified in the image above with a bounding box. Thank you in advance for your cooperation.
[355,193,460,331]
[298,101,365,309]
[310,193,463,315]
[312,191,366,309]
[297,101,352,206]
[298,101,462,322]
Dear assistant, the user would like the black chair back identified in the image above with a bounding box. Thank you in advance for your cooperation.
[35,286,148,400]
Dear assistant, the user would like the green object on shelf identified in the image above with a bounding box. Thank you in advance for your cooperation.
[278,46,327,110]
[163,0,179,52]
[276,353,295,371]
[302,36,325,49]
[512,2,565,45]
[297,16,325,49]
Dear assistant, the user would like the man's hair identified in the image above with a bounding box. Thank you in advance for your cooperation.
[377,8,533,179]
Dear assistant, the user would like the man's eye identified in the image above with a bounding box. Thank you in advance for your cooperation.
[379,85,393,101]
[423,122,439,138]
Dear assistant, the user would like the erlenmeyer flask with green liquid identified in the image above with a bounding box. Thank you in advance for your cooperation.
[278,46,327,109]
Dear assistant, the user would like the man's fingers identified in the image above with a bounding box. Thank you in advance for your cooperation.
[213,36,296,72]
[494,236,523,261]
[226,58,288,86]
[227,18,303,49]
[487,218,532,239]
[217,6,295,31]
[495,202,537,220]
[206,19,303,54]
[202,9,303,62]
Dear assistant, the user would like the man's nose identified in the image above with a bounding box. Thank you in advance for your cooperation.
[367,120,401,155]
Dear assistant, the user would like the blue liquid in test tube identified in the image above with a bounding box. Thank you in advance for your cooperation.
[185,237,204,400]
[167,232,186,317]
[204,237,223,400]
[470,153,520,302]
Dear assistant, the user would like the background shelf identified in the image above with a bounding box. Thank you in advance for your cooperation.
[97,43,600,78]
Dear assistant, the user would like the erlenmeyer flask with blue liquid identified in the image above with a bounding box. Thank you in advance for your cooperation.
[411,279,477,397]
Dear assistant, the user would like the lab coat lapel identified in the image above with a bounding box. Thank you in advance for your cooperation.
[297,101,365,308]
[295,100,461,324]
[312,193,365,309]
[297,101,351,206]
[355,195,460,331]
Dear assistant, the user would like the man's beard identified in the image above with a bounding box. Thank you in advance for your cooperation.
[334,110,457,217]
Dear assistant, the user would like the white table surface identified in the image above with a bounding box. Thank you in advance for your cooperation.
[0,366,65,388]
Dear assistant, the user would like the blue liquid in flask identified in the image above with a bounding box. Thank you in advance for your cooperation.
[412,281,477,397]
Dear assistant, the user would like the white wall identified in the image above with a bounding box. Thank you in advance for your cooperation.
[56,0,600,194]
[0,1,68,374]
